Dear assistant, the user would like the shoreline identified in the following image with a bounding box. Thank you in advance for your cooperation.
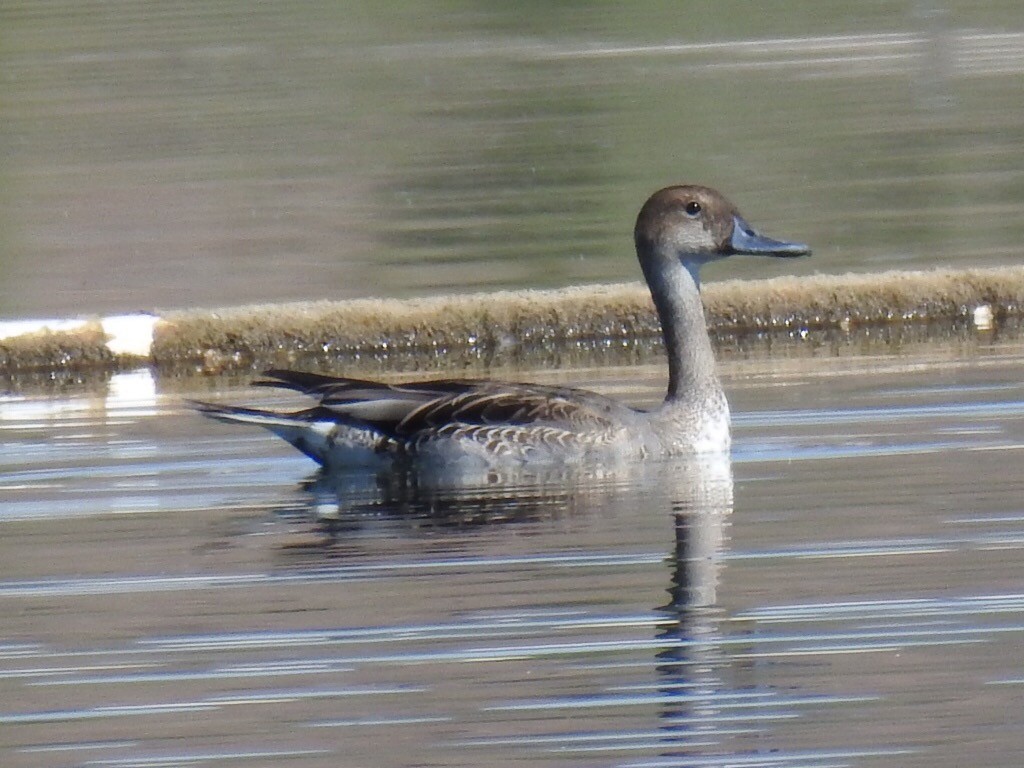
[2,266,1020,376]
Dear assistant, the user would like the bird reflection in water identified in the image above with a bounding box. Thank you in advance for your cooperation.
[277,460,658,539]
[655,454,737,763]
[267,455,758,763]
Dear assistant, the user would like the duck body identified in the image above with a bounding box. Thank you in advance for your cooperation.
[195,185,808,470]
[196,370,727,471]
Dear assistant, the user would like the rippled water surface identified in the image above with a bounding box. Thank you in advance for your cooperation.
[4,338,1024,767]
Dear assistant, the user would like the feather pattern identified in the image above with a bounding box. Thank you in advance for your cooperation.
[195,185,808,469]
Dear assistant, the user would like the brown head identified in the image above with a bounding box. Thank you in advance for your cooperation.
[634,185,809,284]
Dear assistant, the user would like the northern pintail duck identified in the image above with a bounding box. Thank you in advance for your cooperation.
[195,185,809,468]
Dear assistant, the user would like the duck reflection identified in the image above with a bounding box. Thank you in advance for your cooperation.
[283,459,675,537]
[269,454,744,763]
[655,454,735,762]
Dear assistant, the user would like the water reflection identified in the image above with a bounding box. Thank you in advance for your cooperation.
[613,455,745,768]
[287,453,732,548]
[8,350,1024,765]
[7,5,1024,316]
[656,489,731,764]
[271,453,764,764]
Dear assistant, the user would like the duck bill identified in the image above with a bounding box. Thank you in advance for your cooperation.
[730,215,810,257]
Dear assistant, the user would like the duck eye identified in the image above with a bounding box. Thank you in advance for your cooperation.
[684,201,701,216]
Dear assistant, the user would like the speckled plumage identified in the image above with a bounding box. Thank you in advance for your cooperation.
[195,185,809,469]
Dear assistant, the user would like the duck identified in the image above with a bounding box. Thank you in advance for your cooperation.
[194,185,809,469]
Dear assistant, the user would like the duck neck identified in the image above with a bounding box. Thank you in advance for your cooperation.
[640,252,720,403]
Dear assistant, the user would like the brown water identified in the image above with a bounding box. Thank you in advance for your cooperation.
[3,336,1024,767]
[4,2,1024,317]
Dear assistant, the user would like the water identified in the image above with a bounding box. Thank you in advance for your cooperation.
[4,2,1024,316]
[5,4,1024,765]
[3,337,1024,767]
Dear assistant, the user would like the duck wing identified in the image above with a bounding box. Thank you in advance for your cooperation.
[394,381,636,437]
[256,369,476,426]
[257,369,638,439]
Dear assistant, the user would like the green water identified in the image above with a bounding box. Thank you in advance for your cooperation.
[3,2,1024,314]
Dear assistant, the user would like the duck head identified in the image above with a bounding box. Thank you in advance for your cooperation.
[634,185,810,287]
